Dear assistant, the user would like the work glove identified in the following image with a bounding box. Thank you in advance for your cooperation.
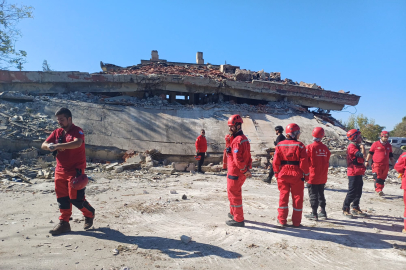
[226,147,231,154]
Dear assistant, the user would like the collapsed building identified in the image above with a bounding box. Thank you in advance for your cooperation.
[0,50,363,171]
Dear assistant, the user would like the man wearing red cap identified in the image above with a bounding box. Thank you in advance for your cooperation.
[195,129,207,174]
[225,114,252,227]
[394,146,406,234]
[304,127,331,221]
[41,108,95,235]
[364,131,395,196]
[342,129,367,218]
[273,123,309,227]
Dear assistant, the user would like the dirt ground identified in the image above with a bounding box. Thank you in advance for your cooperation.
[0,168,405,270]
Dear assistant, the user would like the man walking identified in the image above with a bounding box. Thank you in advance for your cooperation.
[273,123,309,227]
[342,129,367,218]
[42,108,95,235]
[304,127,331,221]
[364,131,395,196]
[225,115,252,227]
[263,126,286,183]
[195,129,207,174]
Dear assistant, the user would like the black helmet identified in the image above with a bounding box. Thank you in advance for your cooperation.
[275,125,284,132]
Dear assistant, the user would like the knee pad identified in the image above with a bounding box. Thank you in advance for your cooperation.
[57,196,71,209]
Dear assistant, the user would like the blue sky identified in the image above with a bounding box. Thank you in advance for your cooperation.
[12,0,406,130]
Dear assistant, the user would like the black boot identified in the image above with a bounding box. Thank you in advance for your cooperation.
[49,221,71,236]
[84,216,94,230]
[226,220,245,227]
[304,212,318,221]
[262,177,272,183]
[228,213,234,220]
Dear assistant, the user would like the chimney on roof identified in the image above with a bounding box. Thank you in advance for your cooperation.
[196,52,204,64]
[151,50,159,61]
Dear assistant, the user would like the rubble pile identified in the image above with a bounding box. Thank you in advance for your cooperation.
[322,136,348,150]
[0,101,59,141]
[101,62,324,89]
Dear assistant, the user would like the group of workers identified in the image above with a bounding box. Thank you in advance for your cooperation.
[213,114,406,233]
[41,108,406,236]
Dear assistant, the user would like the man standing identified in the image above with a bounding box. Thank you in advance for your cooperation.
[364,131,395,196]
[195,129,207,174]
[263,126,286,183]
[304,127,331,221]
[41,108,95,235]
[273,123,309,227]
[342,129,367,218]
[394,146,406,234]
[222,134,232,170]
[225,114,252,227]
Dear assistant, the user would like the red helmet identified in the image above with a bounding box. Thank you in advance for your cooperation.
[312,127,325,138]
[380,131,389,137]
[228,114,243,126]
[286,123,300,137]
[194,155,201,161]
[71,174,89,190]
[347,129,361,141]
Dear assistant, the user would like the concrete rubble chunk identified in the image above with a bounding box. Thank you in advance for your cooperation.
[180,235,192,244]
[105,162,119,171]
[148,167,175,175]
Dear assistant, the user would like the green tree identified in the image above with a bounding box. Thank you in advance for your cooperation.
[391,116,406,137]
[0,0,34,70]
[343,114,385,141]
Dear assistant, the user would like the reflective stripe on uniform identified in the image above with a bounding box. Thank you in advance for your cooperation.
[293,208,302,211]
[239,139,249,144]
[240,165,247,171]
[276,144,304,148]
[279,206,288,209]
[231,204,242,208]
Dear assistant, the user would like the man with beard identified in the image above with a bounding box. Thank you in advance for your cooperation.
[225,114,252,227]
[41,108,95,235]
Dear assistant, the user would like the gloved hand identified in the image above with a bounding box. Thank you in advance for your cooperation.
[226,147,231,154]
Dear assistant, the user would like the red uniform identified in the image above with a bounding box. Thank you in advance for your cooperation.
[226,131,252,222]
[223,134,232,169]
[46,124,95,222]
[195,135,207,153]
[369,140,393,192]
[346,143,366,176]
[394,152,406,231]
[306,141,331,184]
[273,139,309,226]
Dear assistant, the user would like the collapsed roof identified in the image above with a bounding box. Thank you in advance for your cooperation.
[0,51,360,111]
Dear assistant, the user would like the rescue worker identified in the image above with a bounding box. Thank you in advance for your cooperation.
[263,126,286,183]
[364,131,395,196]
[41,108,95,235]
[195,129,207,174]
[304,127,331,221]
[273,123,309,227]
[222,134,232,170]
[342,129,367,218]
[394,145,406,233]
[225,114,252,227]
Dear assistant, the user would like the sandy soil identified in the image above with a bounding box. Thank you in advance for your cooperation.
[0,168,405,270]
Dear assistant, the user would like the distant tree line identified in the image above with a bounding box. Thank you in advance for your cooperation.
[341,114,406,141]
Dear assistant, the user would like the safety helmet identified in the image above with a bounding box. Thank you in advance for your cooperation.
[194,155,201,161]
[286,123,301,137]
[71,174,89,190]
[347,129,361,141]
[275,125,284,133]
[380,131,389,137]
[312,127,325,139]
[228,114,243,126]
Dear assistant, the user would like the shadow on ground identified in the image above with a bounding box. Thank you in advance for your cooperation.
[70,228,241,259]
[244,219,406,249]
